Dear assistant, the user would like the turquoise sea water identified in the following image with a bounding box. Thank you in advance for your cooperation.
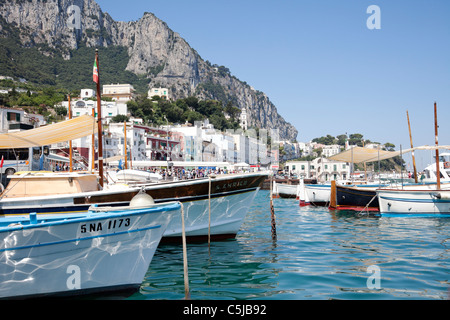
[129,190,450,300]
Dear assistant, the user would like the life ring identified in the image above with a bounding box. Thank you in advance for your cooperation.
[444,162,450,169]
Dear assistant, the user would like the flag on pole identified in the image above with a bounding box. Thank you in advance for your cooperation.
[93,59,99,83]
[0,155,4,168]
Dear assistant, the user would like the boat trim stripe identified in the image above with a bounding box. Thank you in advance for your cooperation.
[0,224,162,253]
[379,196,450,203]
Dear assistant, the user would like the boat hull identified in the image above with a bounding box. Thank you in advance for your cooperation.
[275,183,298,199]
[0,202,180,299]
[304,185,330,206]
[377,189,450,216]
[334,185,379,212]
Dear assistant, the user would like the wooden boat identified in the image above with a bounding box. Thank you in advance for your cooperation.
[376,103,450,217]
[376,188,450,216]
[0,171,267,242]
[0,197,180,299]
[331,183,382,212]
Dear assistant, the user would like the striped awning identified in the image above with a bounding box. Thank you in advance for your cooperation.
[0,115,97,149]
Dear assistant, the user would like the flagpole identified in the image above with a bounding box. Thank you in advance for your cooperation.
[94,49,104,188]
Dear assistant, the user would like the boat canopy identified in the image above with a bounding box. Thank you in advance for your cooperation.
[0,115,97,149]
[328,145,450,164]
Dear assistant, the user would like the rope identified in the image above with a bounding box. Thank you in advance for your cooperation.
[357,194,378,216]
[0,172,31,200]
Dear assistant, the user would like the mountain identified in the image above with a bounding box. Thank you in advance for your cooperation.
[0,0,298,140]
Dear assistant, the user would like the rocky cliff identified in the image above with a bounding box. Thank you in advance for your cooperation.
[0,0,298,140]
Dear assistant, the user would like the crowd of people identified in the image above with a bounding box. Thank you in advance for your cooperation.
[143,167,249,180]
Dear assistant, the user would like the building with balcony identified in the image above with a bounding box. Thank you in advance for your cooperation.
[102,84,135,102]
[148,87,169,100]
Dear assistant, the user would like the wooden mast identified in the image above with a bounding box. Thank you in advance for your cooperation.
[68,94,73,172]
[434,102,440,190]
[124,121,128,169]
[95,49,104,187]
[406,110,417,183]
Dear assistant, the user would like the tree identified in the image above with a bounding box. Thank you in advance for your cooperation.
[384,143,396,151]
[312,134,337,145]
[111,114,129,123]
[336,134,348,146]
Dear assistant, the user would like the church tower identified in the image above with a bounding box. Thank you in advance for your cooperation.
[239,108,248,131]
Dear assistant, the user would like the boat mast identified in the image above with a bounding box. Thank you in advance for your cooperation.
[95,49,104,187]
[68,94,73,172]
[434,102,440,189]
[406,110,417,183]
[124,121,128,169]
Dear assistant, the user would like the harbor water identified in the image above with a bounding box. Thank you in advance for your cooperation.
[128,190,450,300]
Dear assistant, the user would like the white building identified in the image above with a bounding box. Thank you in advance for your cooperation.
[148,87,169,100]
[80,89,95,99]
[0,107,46,133]
[322,144,342,158]
[60,99,127,124]
[102,84,135,102]
[285,158,350,183]
[108,122,147,162]
[170,124,203,162]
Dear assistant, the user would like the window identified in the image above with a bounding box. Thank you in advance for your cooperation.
[0,148,29,161]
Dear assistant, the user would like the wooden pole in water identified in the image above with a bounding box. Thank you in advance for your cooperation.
[434,102,441,190]
[180,202,190,300]
[208,175,211,246]
[270,174,277,240]
[330,180,336,209]
[406,110,418,183]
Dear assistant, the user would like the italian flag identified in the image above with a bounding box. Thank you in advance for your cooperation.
[93,59,99,83]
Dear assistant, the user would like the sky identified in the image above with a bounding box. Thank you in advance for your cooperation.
[95,0,450,170]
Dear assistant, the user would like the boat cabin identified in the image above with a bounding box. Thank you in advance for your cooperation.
[422,153,450,182]
[0,172,100,198]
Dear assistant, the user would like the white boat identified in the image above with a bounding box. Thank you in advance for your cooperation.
[112,169,162,183]
[377,188,450,216]
[0,196,180,299]
[273,182,298,198]
[0,171,267,242]
[304,184,331,206]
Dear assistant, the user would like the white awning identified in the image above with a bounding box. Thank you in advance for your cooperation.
[0,115,97,149]
[328,145,450,164]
